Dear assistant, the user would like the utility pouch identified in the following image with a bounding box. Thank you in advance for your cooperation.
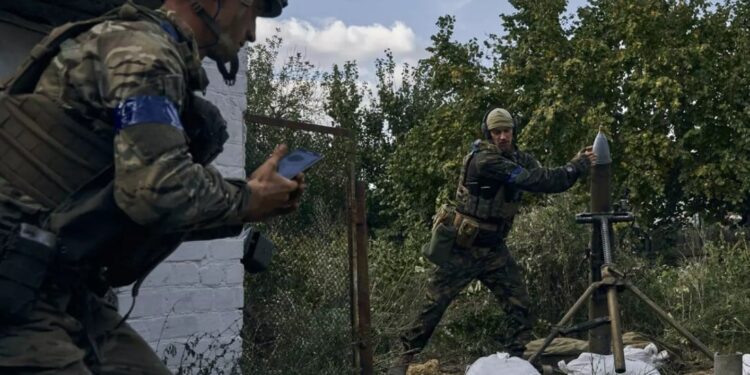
[432,204,456,231]
[423,223,456,266]
[241,228,275,273]
[0,224,57,323]
[455,219,480,248]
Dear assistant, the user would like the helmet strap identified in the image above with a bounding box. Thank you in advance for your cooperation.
[189,0,245,85]
[217,56,239,86]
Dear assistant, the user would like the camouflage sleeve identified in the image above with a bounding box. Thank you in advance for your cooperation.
[92,22,250,230]
[476,151,584,193]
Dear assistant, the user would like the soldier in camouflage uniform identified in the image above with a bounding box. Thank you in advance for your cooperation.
[390,108,595,374]
[0,0,298,374]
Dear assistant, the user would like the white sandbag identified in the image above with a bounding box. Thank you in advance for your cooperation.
[559,349,661,375]
[466,353,540,375]
[744,354,750,375]
[623,344,669,368]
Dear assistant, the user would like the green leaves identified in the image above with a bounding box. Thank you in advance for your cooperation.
[246,0,750,234]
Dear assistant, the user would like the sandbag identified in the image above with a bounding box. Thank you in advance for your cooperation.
[466,353,540,375]
[559,344,668,375]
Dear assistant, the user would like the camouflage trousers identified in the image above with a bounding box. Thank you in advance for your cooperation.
[0,282,171,375]
[401,243,534,356]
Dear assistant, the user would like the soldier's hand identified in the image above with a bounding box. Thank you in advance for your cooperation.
[269,172,306,217]
[244,144,301,221]
[576,146,597,166]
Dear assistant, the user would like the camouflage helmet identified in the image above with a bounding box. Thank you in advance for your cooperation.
[191,0,288,84]
[237,0,287,17]
[257,0,287,17]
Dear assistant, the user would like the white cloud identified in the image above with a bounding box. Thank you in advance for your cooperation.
[256,17,428,72]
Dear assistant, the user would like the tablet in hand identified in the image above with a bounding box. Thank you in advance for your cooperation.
[277,149,322,179]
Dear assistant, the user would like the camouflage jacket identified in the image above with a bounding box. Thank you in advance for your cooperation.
[0,7,250,235]
[469,140,589,195]
[456,140,589,241]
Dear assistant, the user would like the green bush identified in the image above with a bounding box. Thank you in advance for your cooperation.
[623,227,750,359]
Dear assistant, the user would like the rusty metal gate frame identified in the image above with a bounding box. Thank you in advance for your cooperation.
[244,113,374,375]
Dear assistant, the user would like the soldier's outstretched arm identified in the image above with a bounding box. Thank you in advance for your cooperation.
[477,151,591,193]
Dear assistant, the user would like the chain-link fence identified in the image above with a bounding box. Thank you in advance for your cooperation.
[241,115,371,375]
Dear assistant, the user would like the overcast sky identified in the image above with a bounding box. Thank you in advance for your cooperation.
[255,0,588,80]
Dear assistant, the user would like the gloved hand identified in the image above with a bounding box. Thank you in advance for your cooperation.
[569,146,596,176]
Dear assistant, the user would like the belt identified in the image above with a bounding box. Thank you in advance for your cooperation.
[453,212,498,232]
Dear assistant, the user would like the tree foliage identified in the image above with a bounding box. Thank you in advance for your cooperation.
[245,0,750,233]
[243,1,750,369]
[380,0,750,230]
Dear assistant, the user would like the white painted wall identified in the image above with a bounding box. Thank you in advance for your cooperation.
[0,19,247,372]
[118,55,248,370]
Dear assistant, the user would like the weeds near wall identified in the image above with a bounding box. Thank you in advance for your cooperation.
[159,314,243,375]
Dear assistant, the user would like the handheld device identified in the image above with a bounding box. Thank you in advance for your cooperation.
[277,149,322,179]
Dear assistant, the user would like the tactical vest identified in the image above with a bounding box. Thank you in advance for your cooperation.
[0,3,229,287]
[455,141,522,223]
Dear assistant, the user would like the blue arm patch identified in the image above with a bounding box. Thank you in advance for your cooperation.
[506,166,524,183]
[114,96,182,132]
[159,21,183,43]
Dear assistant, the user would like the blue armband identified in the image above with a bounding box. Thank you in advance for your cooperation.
[114,96,182,132]
[506,166,524,183]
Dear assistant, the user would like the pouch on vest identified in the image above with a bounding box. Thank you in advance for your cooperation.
[0,224,56,323]
[455,219,480,248]
[423,222,456,266]
[432,204,456,231]
[241,227,275,273]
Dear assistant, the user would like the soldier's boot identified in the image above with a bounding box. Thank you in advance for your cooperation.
[387,353,414,375]
[506,310,533,358]
[499,327,530,358]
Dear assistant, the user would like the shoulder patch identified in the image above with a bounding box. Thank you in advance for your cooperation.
[114,95,182,132]
[159,20,182,43]
[507,166,525,183]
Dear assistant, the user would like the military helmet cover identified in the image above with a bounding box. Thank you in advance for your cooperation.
[485,108,514,131]
[189,0,287,84]
[236,0,286,17]
[258,0,287,17]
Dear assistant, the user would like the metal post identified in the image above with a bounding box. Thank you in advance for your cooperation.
[355,181,374,375]
[606,283,625,372]
[714,353,742,375]
[346,137,360,373]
